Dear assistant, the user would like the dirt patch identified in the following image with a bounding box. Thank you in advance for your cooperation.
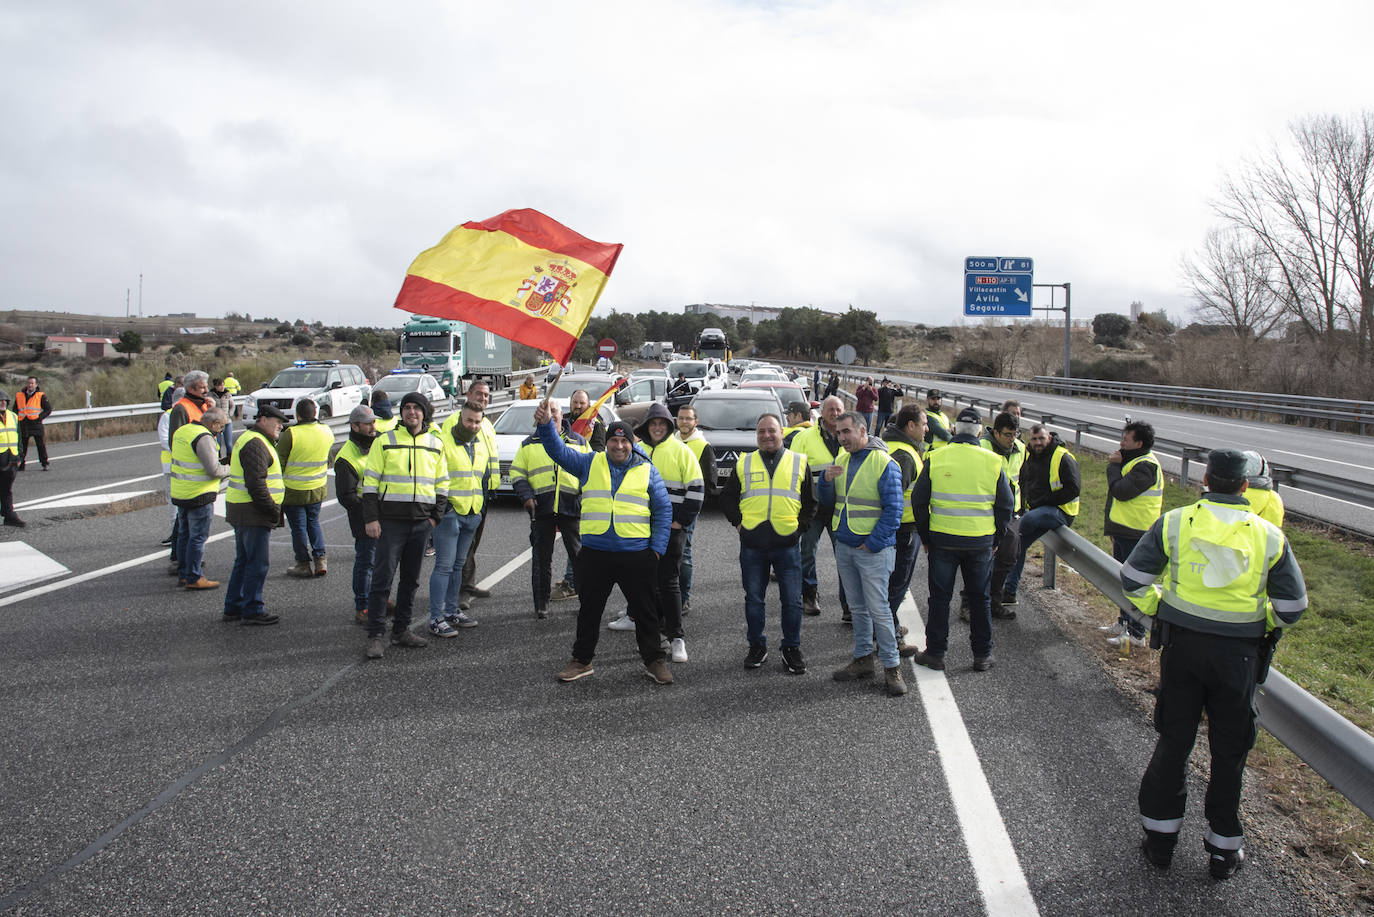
[1024,549,1374,914]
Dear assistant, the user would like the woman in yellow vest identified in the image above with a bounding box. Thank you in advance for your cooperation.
[1103,421,1164,646]
[1001,424,1080,605]
[0,390,24,527]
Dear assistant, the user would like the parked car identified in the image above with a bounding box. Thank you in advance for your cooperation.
[739,368,787,385]
[739,380,816,412]
[548,371,620,402]
[489,398,620,495]
[613,375,671,428]
[373,370,446,405]
[665,359,728,413]
[687,388,786,489]
[242,359,371,422]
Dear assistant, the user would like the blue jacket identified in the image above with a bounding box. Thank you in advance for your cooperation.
[816,443,903,552]
[537,420,671,555]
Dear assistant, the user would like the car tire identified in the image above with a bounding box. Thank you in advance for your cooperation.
[318,404,332,419]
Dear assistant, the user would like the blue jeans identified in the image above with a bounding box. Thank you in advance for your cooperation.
[874,410,891,433]
[175,502,214,580]
[887,528,921,620]
[429,509,482,622]
[741,542,804,648]
[679,517,697,603]
[834,541,898,668]
[284,502,325,563]
[859,411,876,434]
[224,525,271,618]
[1003,505,1071,596]
[352,534,377,611]
[926,544,994,659]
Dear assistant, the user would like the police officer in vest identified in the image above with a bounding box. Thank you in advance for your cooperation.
[1102,420,1163,648]
[278,398,334,578]
[911,407,1014,672]
[511,401,588,619]
[534,402,675,686]
[1122,449,1307,880]
[979,410,1026,617]
[673,403,716,616]
[721,412,816,673]
[881,404,926,654]
[821,411,908,696]
[360,392,448,659]
[333,404,379,624]
[0,390,25,526]
[15,376,52,471]
[224,404,288,625]
[428,401,490,638]
[170,406,230,589]
[1000,423,1081,605]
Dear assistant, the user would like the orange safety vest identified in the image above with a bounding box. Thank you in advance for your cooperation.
[175,396,206,424]
[16,389,44,421]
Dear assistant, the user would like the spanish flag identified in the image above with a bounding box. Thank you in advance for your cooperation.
[394,209,623,365]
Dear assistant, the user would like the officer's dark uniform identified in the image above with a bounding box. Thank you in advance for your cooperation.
[1120,449,1307,878]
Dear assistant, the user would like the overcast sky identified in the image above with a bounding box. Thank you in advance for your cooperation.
[2,0,1369,331]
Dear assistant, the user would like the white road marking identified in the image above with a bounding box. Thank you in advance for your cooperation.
[0,542,72,593]
[48,441,160,463]
[14,473,165,510]
[22,491,154,510]
[898,593,1041,917]
[472,546,533,592]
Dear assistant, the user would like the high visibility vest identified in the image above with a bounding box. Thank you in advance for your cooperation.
[223,376,241,395]
[158,379,174,398]
[927,442,1003,538]
[678,432,710,465]
[16,389,43,422]
[791,424,838,484]
[281,422,334,492]
[512,437,587,514]
[1108,451,1164,532]
[980,434,1026,511]
[175,397,205,424]
[361,427,446,505]
[738,448,806,535]
[0,410,17,456]
[925,408,950,451]
[1243,486,1284,528]
[643,435,701,508]
[886,439,923,525]
[169,422,223,501]
[441,431,489,515]
[1154,499,1285,638]
[333,439,367,479]
[227,430,284,506]
[373,415,398,434]
[159,409,173,473]
[580,456,652,538]
[478,416,499,489]
[1048,445,1080,517]
[833,448,896,536]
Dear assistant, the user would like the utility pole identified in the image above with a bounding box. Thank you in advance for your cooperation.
[138,273,143,317]
[1033,281,1073,379]
[126,289,130,318]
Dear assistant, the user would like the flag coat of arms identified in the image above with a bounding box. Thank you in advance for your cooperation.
[394,208,623,366]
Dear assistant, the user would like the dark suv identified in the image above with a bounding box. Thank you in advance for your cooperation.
[687,388,785,489]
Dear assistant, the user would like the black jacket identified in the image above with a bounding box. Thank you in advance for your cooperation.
[880,424,921,534]
[720,447,817,549]
[334,430,375,539]
[1020,433,1080,522]
[225,423,284,529]
[1104,444,1160,538]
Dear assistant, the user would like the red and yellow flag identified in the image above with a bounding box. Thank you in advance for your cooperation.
[394,209,623,366]
[572,377,627,438]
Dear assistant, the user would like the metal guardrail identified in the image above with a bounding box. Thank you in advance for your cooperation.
[1039,525,1374,819]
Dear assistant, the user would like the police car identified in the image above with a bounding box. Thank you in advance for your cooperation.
[241,360,371,422]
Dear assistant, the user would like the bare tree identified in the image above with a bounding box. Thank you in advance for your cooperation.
[1329,112,1374,362]
[1182,227,1285,383]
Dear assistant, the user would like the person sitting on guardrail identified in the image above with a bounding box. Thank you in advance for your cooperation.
[1121,448,1307,880]
[1240,451,1284,528]
[1102,421,1163,648]
[923,389,951,452]
[1000,424,1080,606]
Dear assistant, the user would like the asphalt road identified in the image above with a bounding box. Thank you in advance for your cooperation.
[0,431,1320,915]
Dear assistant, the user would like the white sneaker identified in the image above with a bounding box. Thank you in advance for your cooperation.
[1100,621,1127,637]
[607,613,636,631]
[1106,633,1147,648]
[670,638,688,663]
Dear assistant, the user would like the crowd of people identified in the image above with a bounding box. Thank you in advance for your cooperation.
[145,364,1308,880]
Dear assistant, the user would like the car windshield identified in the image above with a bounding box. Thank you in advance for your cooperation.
[376,376,421,395]
[266,369,327,389]
[693,397,781,431]
[666,360,708,379]
[548,377,615,399]
[492,404,539,434]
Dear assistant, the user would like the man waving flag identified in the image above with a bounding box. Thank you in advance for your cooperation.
[394,209,623,366]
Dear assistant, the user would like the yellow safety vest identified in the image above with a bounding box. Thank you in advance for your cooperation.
[373,415,399,434]
[512,436,588,514]
[1243,487,1284,529]
[833,448,896,536]
[361,427,447,505]
[158,379,174,398]
[333,439,366,479]
[478,416,499,490]
[927,442,1003,538]
[738,448,807,535]
[886,439,923,525]
[1048,445,1080,518]
[223,376,241,395]
[925,408,950,451]
[790,424,838,484]
[643,435,701,508]
[281,422,334,492]
[679,433,709,464]
[1107,451,1163,532]
[1154,499,1285,638]
[440,430,489,515]
[227,429,284,506]
[580,456,652,538]
[0,409,18,456]
[170,422,223,501]
[980,434,1026,511]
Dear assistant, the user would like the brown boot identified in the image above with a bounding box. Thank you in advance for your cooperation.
[885,667,909,696]
[312,554,327,576]
[832,652,877,682]
[286,561,314,578]
[645,658,675,685]
[183,576,221,590]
